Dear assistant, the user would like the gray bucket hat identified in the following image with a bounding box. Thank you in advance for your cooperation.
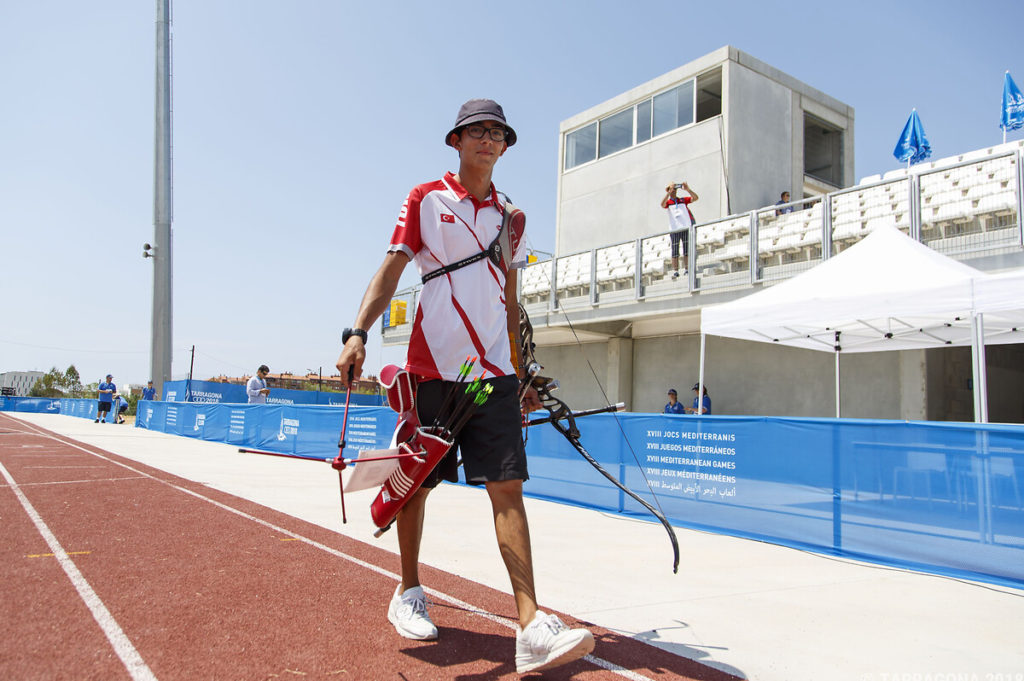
[445,98,517,147]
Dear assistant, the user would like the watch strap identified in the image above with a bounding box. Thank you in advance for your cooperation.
[342,328,368,344]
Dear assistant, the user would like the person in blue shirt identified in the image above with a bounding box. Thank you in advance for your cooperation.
[775,191,794,216]
[686,382,712,415]
[113,393,130,424]
[95,374,115,423]
[141,381,156,401]
[664,388,685,414]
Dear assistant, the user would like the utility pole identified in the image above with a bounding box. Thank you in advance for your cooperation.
[150,0,174,397]
[186,345,194,402]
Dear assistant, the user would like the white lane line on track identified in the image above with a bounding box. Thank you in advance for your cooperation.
[0,460,158,681]
[6,418,661,681]
[13,476,149,487]
[26,465,108,468]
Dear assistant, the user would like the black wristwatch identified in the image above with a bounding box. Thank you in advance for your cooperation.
[342,327,368,345]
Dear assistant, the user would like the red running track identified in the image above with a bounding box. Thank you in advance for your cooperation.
[0,413,740,681]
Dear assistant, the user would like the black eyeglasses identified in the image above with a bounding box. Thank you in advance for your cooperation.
[463,124,508,142]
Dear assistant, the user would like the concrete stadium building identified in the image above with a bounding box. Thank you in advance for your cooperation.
[0,371,45,397]
[556,45,854,253]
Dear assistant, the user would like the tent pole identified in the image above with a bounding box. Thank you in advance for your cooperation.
[977,313,989,423]
[834,331,841,418]
[835,352,840,418]
[970,314,982,423]
[698,332,706,414]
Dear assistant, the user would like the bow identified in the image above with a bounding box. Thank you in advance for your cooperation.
[518,303,680,573]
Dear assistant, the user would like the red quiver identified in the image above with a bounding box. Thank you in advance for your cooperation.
[369,426,453,533]
[370,365,455,535]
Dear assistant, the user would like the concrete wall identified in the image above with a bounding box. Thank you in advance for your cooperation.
[557,118,725,254]
[725,61,794,213]
[532,342,611,412]
[531,335,927,420]
[521,335,1022,422]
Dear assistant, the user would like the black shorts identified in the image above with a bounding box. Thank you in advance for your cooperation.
[670,229,689,258]
[414,374,528,488]
[97,401,111,414]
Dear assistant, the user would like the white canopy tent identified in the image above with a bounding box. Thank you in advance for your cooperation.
[699,227,1024,421]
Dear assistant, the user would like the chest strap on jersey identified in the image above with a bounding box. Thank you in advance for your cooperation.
[421,196,520,285]
[421,240,499,284]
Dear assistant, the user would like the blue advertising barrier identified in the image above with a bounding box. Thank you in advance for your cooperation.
[11,395,1023,587]
[0,396,62,413]
[47,398,135,420]
[133,400,397,460]
[161,379,385,407]
[523,413,1024,587]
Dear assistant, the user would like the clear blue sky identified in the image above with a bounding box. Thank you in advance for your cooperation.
[2,0,1022,388]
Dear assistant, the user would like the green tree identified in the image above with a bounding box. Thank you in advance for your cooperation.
[27,365,87,398]
[28,367,64,397]
[63,365,86,397]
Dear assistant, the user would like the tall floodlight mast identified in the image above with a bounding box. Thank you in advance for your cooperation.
[151,0,173,395]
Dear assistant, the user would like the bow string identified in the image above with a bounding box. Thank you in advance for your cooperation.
[518,302,680,573]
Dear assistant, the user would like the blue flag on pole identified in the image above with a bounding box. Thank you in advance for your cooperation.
[893,109,932,165]
[1001,71,1024,133]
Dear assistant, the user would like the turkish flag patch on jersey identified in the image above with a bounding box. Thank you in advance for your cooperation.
[440,213,455,223]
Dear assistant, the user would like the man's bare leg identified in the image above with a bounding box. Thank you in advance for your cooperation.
[396,487,430,590]
[388,486,437,640]
[486,479,537,629]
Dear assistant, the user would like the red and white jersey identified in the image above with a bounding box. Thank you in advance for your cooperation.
[666,196,694,231]
[389,172,527,381]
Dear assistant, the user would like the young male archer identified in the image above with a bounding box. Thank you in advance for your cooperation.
[335,99,594,674]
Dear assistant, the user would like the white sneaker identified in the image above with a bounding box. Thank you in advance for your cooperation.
[515,611,594,674]
[387,585,437,640]
[671,271,679,280]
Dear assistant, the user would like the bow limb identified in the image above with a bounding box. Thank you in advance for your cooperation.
[519,304,680,573]
[537,392,680,574]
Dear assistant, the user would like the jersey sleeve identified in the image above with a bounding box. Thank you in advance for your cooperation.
[389,186,424,260]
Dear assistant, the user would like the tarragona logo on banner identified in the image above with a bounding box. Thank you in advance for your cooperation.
[278,417,300,441]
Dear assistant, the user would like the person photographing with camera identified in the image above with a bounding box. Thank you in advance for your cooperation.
[660,181,699,280]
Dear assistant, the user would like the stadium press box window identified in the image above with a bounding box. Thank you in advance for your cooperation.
[563,68,721,171]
